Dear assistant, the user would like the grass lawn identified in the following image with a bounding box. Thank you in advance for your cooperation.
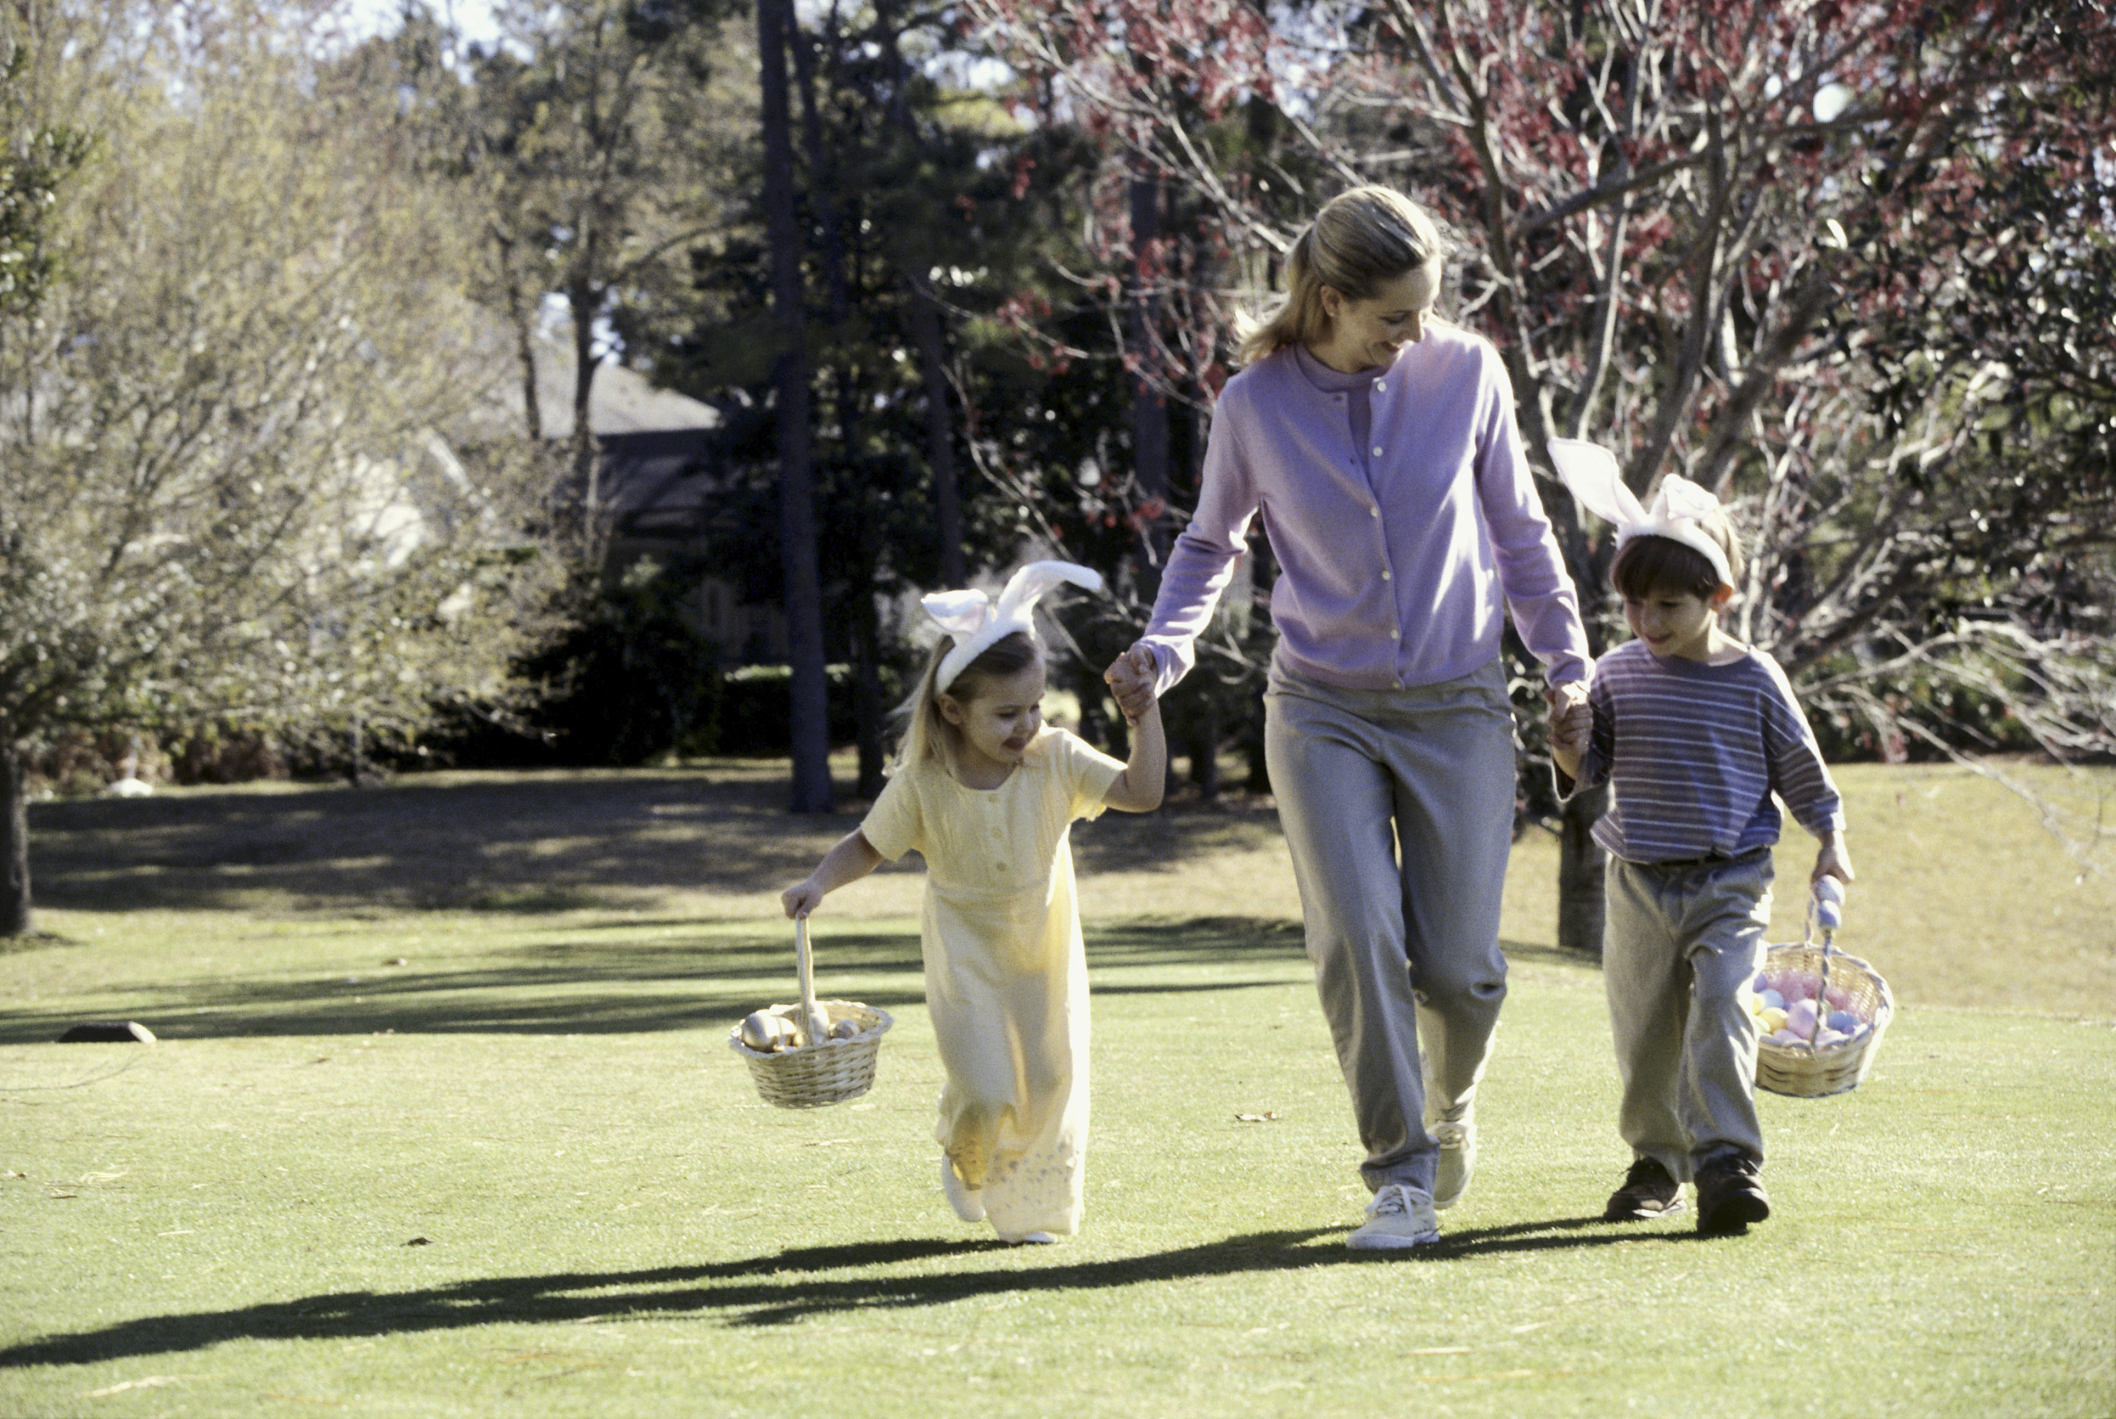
[1,759,2110,1417]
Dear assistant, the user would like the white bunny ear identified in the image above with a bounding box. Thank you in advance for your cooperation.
[993,560,1103,619]
[1653,474,1721,524]
[922,589,991,639]
[1548,438,1645,529]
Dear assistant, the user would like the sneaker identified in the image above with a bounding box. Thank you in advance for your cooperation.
[1603,1157,1685,1221]
[1694,1155,1770,1235]
[1002,1230,1056,1245]
[1346,1182,1440,1250]
[941,1158,985,1223]
[1431,1113,1477,1211]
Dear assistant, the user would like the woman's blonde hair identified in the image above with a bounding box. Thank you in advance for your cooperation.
[894,630,1045,779]
[1238,185,1451,365]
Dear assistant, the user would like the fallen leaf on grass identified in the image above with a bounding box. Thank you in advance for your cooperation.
[1234,1112,1280,1123]
[404,1237,431,1246]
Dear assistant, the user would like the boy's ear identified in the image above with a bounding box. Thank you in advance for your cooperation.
[1709,584,1735,610]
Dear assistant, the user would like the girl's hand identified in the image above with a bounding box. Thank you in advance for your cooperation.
[781,879,824,920]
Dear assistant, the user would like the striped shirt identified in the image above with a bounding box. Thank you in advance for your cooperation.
[1564,640,1845,864]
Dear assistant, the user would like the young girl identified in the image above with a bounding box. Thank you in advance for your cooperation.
[1548,442,1852,1236]
[782,562,1165,1244]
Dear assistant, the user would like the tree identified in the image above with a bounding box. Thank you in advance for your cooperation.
[0,2,563,935]
[970,0,2116,933]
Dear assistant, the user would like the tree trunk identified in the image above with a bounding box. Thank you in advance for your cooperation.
[493,228,544,443]
[1556,783,1608,958]
[759,0,835,813]
[853,604,887,800]
[1,739,32,938]
[907,274,966,587]
[569,280,602,525]
[1190,697,1220,801]
[1126,163,1169,597]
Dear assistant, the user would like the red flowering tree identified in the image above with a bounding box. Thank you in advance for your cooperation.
[969,0,2115,943]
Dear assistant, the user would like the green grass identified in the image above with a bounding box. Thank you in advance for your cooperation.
[2,760,2111,1416]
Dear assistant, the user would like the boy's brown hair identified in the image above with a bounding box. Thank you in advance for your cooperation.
[1609,505,1745,601]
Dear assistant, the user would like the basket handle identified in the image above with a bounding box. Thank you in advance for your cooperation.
[794,917,831,1046]
[1801,882,1843,1049]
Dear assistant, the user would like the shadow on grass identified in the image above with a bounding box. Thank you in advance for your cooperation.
[0,1218,1715,1367]
[26,769,1283,918]
[0,919,1319,1046]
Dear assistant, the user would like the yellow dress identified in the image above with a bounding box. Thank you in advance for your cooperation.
[859,726,1124,1239]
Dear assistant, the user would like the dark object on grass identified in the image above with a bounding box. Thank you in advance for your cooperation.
[405,1237,431,1246]
[57,1020,156,1043]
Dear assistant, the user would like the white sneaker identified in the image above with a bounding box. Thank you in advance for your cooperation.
[1003,1230,1056,1245]
[1346,1182,1439,1250]
[1431,1113,1477,1211]
[941,1158,985,1222]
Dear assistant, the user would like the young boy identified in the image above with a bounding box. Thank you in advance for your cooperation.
[1549,480,1851,1236]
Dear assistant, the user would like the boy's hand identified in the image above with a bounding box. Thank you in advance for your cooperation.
[1104,643,1158,723]
[781,880,824,920]
[1549,701,1592,758]
[1812,832,1855,887]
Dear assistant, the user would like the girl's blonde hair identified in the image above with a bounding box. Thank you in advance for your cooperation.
[1238,185,1451,366]
[895,630,1045,778]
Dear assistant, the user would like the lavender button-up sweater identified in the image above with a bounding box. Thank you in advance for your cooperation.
[1140,324,1591,694]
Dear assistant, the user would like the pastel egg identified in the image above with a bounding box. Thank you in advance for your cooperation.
[829,1018,860,1040]
[1761,989,1785,1010]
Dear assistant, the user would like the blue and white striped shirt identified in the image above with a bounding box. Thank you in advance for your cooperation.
[1563,640,1845,864]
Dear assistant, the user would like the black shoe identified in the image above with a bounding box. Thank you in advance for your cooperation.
[1695,1156,1771,1235]
[1603,1157,1685,1221]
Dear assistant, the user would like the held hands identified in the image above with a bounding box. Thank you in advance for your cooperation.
[1543,682,1591,772]
[1103,643,1159,724]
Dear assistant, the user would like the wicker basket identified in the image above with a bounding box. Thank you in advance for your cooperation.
[728,919,892,1109]
[1754,936,1893,1099]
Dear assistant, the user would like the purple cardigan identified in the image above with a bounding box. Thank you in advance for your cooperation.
[1141,324,1591,694]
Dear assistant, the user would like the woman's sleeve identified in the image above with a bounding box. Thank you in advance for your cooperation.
[1473,349,1591,687]
[857,769,924,862]
[1138,387,1262,696]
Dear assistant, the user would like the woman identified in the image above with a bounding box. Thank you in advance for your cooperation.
[1107,186,1591,1249]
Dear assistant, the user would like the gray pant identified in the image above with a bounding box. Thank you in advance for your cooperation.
[1264,656,1516,1195]
[1603,851,1774,1182]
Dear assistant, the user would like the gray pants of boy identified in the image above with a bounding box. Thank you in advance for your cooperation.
[1264,657,1516,1197]
[1604,850,1774,1182]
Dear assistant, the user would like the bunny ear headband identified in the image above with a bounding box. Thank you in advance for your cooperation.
[1548,438,1733,590]
[924,560,1103,693]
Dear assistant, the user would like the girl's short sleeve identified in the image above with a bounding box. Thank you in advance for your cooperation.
[857,767,924,861]
[1049,728,1126,821]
